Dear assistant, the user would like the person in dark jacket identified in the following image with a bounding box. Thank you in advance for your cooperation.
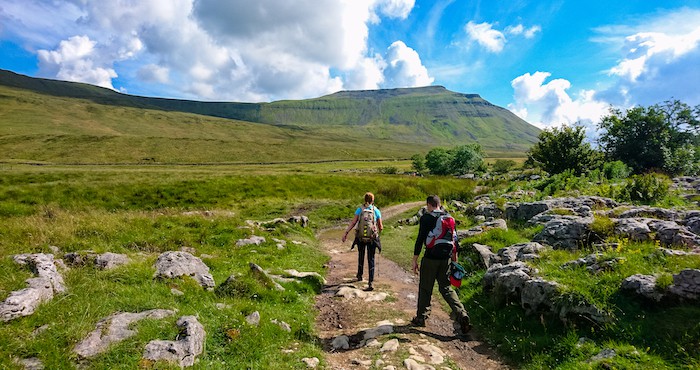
[411,195,471,334]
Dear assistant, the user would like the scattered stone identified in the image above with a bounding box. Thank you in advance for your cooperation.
[335,286,387,301]
[271,319,291,332]
[380,338,400,352]
[418,344,445,365]
[1,254,66,322]
[142,316,205,367]
[302,357,319,368]
[332,335,350,350]
[404,358,435,370]
[14,357,43,370]
[283,269,327,285]
[249,263,286,291]
[170,288,184,296]
[94,252,129,269]
[668,269,700,300]
[362,320,394,340]
[236,235,266,247]
[589,348,616,362]
[365,339,381,347]
[621,274,665,302]
[352,358,373,366]
[74,309,176,358]
[245,311,260,326]
[154,251,215,289]
[215,303,232,310]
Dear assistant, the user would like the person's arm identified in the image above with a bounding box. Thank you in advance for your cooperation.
[342,215,359,242]
[412,214,430,274]
[377,218,384,233]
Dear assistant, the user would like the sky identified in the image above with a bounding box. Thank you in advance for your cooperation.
[1,0,700,132]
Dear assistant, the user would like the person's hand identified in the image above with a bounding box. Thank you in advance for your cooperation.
[341,234,347,243]
[412,261,419,274]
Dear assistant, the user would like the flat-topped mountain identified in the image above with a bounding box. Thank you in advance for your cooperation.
[0,69,539,164]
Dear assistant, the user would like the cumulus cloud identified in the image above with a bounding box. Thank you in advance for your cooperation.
[2,0,421,101]
[466,21,540,52]
[37,35,117,89]
[596,8,700,106]
[383,41,434,87]
[465,21,506,52]
[508,71,609,132]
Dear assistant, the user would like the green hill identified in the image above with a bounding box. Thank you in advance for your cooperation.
[0,69,539,164]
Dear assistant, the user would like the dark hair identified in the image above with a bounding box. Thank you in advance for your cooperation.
[426,195,441,207]
[364,192,375,206]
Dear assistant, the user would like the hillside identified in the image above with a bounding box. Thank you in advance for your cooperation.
[0,69,539,164]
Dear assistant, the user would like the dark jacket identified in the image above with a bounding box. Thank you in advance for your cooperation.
[413,211,458,259]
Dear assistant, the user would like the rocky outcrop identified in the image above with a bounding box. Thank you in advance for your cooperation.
[154,251,215,289]
[142,316,205,367]
[489,242,546,266]
[235,235,266,247]
[64,252,130,270]
[622,269,700,302]
[458,218,507,238]
[621,274,664,302]
[1,254,65,322]
[667,269,700,300]
[563,253,626,274]
[505,197,617,222]
[74,309,176,358]
[532,215,594,250]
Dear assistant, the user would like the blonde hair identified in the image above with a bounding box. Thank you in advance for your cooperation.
[364,192,375,207]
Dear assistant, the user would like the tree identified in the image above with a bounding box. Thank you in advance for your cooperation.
[424,144,485,176]
[450,144,484,175]
[425,148,453,175]
[598,100,700,175]
[492,159,517,174]
[410,153,426,173]
[527,125,599,175]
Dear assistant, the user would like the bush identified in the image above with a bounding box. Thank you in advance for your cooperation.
[590,215,615,238]
[377,166,398,174]
[603,161,631,180]
[527,125,601,175]
[492,159,517,174]
[620,173,670,203]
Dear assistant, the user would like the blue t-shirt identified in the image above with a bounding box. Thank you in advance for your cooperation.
[355,205,381,220]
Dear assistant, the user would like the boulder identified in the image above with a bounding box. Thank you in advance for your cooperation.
[74,309,176,358]
[620,274,664,302]
[143,316,205,367]
[533,216,594,250]
[521,278,561,313]
[470,243,495,268]
[1,254,65,322]
[668,269,700,300]
[154,251,215,289]
[614,219,652,241]
[94,253,129,270]
[483,262,535,298]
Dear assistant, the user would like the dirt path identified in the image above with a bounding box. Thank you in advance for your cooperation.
[314,202,509,370]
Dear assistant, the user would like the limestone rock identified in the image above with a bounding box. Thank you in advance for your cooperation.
[94,252,129,270]
[1,254,65,322]
[332,335,350,350]
[245,311,260,326]
[236,235,266,247]
[302,357,320,368]
[154,251,215,289]
[74,309,176,358]
[621,274,664,301]
[470,243,495,268]
[143,316,205,367]
[249,263,286,291]
[521,278,561,313]
[668,269,700,300]
[380,338,400,352]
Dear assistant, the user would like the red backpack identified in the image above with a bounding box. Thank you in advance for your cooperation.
[425,211,456,249]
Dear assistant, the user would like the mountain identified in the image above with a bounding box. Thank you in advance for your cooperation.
[0,69,539,164]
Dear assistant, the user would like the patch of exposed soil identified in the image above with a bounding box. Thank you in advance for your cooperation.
[314,202,510,369]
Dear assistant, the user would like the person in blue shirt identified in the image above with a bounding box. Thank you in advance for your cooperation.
[342,192,383,291]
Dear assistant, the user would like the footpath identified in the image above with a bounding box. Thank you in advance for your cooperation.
[314,202,508,370]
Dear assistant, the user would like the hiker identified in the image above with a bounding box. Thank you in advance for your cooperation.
[342,192,383,291]
[411,195,471,334]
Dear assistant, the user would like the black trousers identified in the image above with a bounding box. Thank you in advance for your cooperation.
[356,240,378,283]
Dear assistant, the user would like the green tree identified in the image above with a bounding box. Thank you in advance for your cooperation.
[492,159,517,174]
[598,100,699,175]
[410,153,426,173]
[450,144,484,175]
[425,148,453,175]
[527,125,599,175]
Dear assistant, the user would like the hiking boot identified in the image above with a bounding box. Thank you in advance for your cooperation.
[410,316,426,327]
[365,283,374,291]
[459,316,472,334]
[356,276,363,282]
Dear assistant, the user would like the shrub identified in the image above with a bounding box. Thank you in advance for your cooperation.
[590,215,615,238]
[603,160,632,180]
[377,166,398,174]
[492,159,517,174]
[527,124,601,175]
[620,173,670,203]
[655,273,673,290]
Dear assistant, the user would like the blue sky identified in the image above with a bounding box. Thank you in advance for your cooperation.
[1,0,699,131]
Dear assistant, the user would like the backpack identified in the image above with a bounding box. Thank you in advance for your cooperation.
[425,211,456,249]
[356,206,378,243]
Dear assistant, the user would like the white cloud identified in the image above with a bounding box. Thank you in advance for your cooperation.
[465,21,506,53]
[596,8,700,106]
[508,72,609,132]
[383,41,434,87]
[2,0,423,101]
[37,35,117,89]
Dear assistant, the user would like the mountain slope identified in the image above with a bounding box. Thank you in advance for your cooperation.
[0,69,539,163]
